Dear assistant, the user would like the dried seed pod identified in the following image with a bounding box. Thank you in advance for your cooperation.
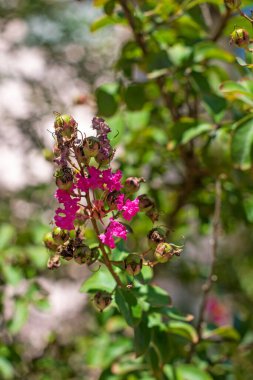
[147,227,166,247]
[54,114,77,140]
[52,227,69,245]
[124,254,143,276]
[125,177,145,194]
[83,136,100,157]
[74,245,92,265]
[138,194,155,212]
[55,166,73,190]
[93,291,112,312]
[47,254,61,270]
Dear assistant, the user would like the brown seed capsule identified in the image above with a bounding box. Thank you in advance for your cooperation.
[47,254,61,270]
[138,194,155,212]
[124,254,143,276]
[94,291,112,312]
[147,228,166,247]
[146,208,159,223]
[125,177,145,194]
[107,191,121,210]
[55,166,73,191]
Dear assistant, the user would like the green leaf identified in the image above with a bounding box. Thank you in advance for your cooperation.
[164,364,213,380]
[204,325,240,341]
[124,84,145,111]
[194,42,234,63]
[134,317,151,356]
[90,15,123,32]
[231,118,253,170]
[115,288,142,327]
[167,321,198,343]
[95,83,119,117]
[138,285,171,308]
[220,80,253,107]
[80,265,117,293]
[203,94,226,123]
[181,123,213,144]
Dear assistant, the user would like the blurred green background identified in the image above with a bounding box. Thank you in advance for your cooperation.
[1,0,253,379]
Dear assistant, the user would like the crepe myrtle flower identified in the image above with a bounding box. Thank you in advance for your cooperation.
[45,113,182,291]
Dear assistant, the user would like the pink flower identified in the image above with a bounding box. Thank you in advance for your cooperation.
[116,196,139,221]
[99,218,127,248]
[54,188,80,230]
[76,168,122,193]
[102,169,122,192]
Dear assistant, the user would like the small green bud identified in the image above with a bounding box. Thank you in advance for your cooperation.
[124,254,142,276]
[43,232,58,251]
[94,291,112,312]
[54,114,77,140]
[83,137,100,157]
[230,28,250,48]
[52,227,69,245]
[154,243,174,263]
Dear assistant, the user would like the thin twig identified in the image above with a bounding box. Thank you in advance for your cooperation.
[187,179,222,362]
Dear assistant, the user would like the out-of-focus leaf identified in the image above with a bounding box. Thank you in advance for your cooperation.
[2,265,23,285]
[167,321,198,343]
[124,84,146,111]
[194,42,234,63]
[164,364,213,380]
[8,299,29,334]
[0,358,14,380]
[183,0,221,10]
[220,80,253,107]
[95,83,119,117]
[134,317,151,356]
[80,265,116,293]
[168,44,192,66]
[0,224,15,250]
[90,15,123,32]
[138,285,171,308]
[115,288,142,327]
[203,94,227,123]
[231,118,253,170]
[204,325,240,341]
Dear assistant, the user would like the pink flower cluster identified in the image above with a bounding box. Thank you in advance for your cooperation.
[99,219,127,249]
[54,188,80,230]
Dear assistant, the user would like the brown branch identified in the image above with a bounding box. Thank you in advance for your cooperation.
[212,8,231,42]
[187,179,222,362]
[85,192,124,288]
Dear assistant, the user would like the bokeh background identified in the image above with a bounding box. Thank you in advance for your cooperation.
[1,0,253,379]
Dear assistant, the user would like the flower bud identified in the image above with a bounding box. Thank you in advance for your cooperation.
[230,28,250,48]
[73,245,91,265]
[138,194,155,212]
[43,148,54,162]
[154,243,174,263]
[83,137,100,157]
[94,291,112,312]
[124,254,143,276]
[55,166,73,190]
[224,0,241,9]
[52,227,69,245]
[47,254,61,270]
[54,114,77,140]
[147,227,166,247]
[124,177,145,194]
[43,232,58,251]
